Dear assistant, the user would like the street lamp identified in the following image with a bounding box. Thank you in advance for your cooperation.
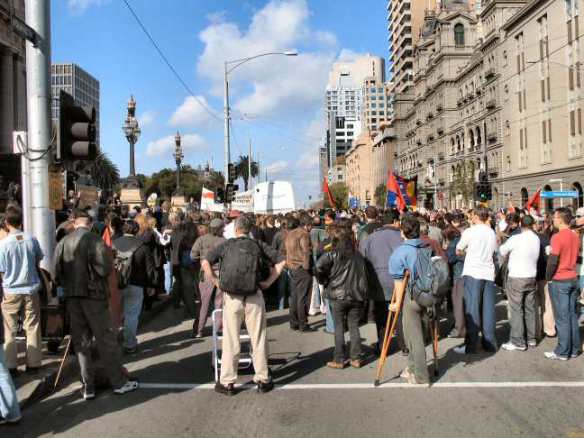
[223,51,298,185]
[174,131,184,194]
[122,95,141,187]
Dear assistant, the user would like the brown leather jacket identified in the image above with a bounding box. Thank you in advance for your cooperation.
[284,227,311,271]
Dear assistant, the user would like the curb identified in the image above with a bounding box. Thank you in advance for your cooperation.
[21,298,172,410]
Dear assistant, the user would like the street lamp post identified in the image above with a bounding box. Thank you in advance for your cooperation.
[549,178,564,207]
[223,51,298,185]
[122,95,141,187]
[174,131,184,194]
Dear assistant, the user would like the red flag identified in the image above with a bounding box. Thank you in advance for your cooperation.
[387,172,406,211]
[526,188,541,211]
[323,178,336,209]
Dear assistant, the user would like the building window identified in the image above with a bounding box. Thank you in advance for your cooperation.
[454,24,465,47]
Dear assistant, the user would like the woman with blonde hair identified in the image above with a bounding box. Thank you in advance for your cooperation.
[134,213,161,310]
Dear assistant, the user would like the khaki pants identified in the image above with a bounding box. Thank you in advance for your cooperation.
[2,293,43,369]
[220,292,269,385]
[536,280,556,338]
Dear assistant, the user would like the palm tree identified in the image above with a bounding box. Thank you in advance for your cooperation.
[234,154,259,191]
[75,151,120,194]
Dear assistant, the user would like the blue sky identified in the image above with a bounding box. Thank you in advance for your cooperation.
[51,0,388,204]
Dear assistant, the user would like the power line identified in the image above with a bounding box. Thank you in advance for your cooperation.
[121,0,222,122]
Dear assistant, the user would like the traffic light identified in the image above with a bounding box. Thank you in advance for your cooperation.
[225,183,238,203]
[475,171,493,202]
[227,163,236,183]
[215,188,225,204]
[56,90,97,162]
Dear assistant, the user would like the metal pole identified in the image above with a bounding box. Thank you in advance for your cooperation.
[129,137,135,177]
[248,138,252,191]
[223,62,230,187]
[25,0,55,272]
[560,179,564,207]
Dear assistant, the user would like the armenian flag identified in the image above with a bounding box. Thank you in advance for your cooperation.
[386,172,417,211]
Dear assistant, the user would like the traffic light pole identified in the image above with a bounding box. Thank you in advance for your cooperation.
[25,0,55,272]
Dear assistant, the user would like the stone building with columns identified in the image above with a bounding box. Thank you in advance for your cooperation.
[0,0,27,181]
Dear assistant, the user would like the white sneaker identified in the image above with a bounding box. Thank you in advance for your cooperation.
[528,340,537,348]
[544,351,568,361]
[114,380,139,395]
[502,342,527,351]
[453,345,467,354]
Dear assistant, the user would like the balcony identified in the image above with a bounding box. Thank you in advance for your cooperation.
[437,127,444,135]
[488,166,499,176]
[436,104,443,112]
[486,99,496,109]
[485,67,496,79]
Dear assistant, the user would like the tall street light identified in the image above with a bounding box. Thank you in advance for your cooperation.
[223,51,298,185]
[174,131,184,194]
[122,95,141,187]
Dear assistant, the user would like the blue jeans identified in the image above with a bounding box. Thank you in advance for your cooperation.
[277,269,290,310]
[121,285,144,349]
[325,299,335,333]
[164,262,173,295]
[0,348,21,421]
[549,280,581,358]
[463,276,498,352]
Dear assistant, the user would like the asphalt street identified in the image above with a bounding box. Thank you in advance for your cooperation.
[8,297,584,438]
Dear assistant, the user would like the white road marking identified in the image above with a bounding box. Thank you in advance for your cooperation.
[139,381,584,390]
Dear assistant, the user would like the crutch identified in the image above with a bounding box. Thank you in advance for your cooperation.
[374,271,410,387]
[429,307,439,377]
[53,335,72,391]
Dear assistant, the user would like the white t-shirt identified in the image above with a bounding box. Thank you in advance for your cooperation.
[456,223,497,281]
[498,230,541,278]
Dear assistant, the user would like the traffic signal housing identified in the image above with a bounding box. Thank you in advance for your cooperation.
[56,90,97,162]
[227,163,236,183]
[225,183,238,203]
[215,188,225,204]
[475,171,493,202]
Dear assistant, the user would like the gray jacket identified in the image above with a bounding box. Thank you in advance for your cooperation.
[359,226,403,301]
[54,227,112,299]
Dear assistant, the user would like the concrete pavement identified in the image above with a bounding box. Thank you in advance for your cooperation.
[8,297,584,438]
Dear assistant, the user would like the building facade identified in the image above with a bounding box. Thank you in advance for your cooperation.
[51,63,100,148]
[0,0,27,164]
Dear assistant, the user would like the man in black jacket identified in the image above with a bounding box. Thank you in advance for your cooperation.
[113,220,156,354]
[54,210,138,400]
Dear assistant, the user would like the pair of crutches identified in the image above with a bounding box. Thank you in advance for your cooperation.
[374,271,439,386]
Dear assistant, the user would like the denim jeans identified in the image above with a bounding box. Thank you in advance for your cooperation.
[549,279,581,358]
[330,299,363,362]
[164,262,173,295]
[277,269,290,310]
[463,276,498,352]
[324,298,335,333]
[0,348,21,421]
[121,284,144,349]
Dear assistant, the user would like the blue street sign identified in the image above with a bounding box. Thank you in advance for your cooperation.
[540,191,579,199]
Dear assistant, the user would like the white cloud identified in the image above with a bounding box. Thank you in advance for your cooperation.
[146,133,208,157]
[169,96,217,129]
[67,0,107,13]
[139,110,156,128]
[265,160,289,174]
[196,0,337,118]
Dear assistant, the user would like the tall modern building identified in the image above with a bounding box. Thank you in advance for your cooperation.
[51,63,100,148]
[0,0,27,166]
[324,54,385,182]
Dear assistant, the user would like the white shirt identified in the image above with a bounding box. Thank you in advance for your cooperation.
[498,230,540,278]
[223,222,236,240]
[456,223,497,281]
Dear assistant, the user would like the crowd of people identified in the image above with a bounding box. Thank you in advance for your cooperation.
[1,196,584,418]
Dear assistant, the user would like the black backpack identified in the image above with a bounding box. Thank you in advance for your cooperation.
[218,237,270,296]
[113,242,142,290]
[410,246,450,307]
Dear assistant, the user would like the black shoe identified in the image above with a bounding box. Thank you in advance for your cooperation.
[124,347,138,355]
[290,326,299,331]
[257,380,274,394]
[8,368,20,378]
[299,326,317,333]
[214,382,236,396]
[25,366,40,375]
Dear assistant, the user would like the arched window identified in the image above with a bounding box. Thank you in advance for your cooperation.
[573,182,583,209]
[454,23,465,47]
[521,188,529,207]
[476,127,482,145]
[543,184,553,211]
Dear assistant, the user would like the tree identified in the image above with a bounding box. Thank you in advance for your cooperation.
[75,151,120,194]
[374,183,387,207]
[328,182,349,210]
[234,155,259,191]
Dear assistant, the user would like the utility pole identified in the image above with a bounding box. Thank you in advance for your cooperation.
[25,0,55,272]
[223,61,230,189]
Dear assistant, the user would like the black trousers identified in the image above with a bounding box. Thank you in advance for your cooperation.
[288,268,312,330]
[331,299,363,362]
